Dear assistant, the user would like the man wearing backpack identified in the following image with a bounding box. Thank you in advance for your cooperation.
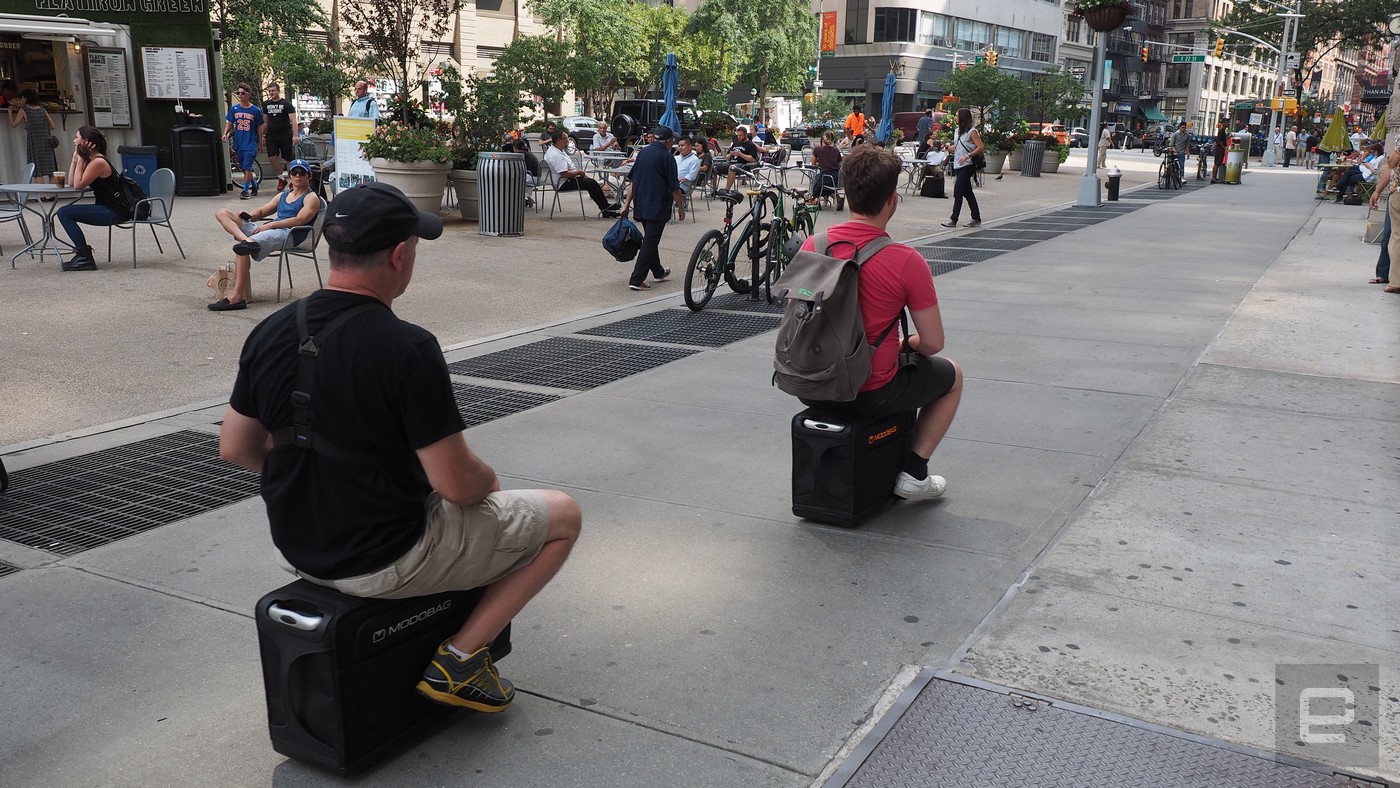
[785,145,963,500]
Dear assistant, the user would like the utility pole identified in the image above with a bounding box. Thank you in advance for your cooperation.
[1078,31,1109,207]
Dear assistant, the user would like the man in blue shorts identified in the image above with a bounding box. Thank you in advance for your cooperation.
[223,82,265,200]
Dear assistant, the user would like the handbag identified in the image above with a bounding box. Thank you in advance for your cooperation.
[48,135,58,149]
[207,264,234,302]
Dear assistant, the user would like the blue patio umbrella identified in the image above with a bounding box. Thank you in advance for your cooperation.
[658,53,681,138]
[875,71,897,143]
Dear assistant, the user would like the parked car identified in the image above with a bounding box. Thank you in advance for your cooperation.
[779,127,811,151]
[1109,122,1136,149]
[1137,122,1176,150]
[560,115,600,152]
[610,99,703,150]
[1036,123,1070,147]
[1069,127,1089,148]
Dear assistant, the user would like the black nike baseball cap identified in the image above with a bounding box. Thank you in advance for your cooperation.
[322,181,443,254]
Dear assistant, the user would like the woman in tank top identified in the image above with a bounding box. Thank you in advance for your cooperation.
[55,126,127,271]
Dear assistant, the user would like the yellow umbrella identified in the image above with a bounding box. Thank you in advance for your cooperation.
[1318,109,1348,152]
[1371,115,1386,144]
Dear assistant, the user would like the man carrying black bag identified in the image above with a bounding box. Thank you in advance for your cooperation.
[618,125,685,291]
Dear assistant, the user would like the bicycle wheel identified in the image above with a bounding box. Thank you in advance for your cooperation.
[724,218,768,293]
[763,218,788,303]
[1158,161,1169,190]
[684,229,725,311]
[1197,156,1207,181]
[1172,164,1183,190]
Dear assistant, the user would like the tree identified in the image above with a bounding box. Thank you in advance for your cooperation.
[213,0,332,96]
[1027,69,1089,126]
[688,0,816,114]
[340,0,463,123]
[1215,0,1391,97]
[436,64,531,168]
[527,0,640,116]
[939,63,1031,123]
[492,35,575,121]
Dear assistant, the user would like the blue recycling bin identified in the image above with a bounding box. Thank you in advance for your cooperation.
[117,145,159,194]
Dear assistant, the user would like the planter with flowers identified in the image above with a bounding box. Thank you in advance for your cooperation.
[360,118,453,214]
[1074,0,1134,32]
[436,65,530,221]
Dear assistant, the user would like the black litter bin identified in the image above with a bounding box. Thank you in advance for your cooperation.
[117,145,158,195]
[1020,140,1045,177]
[171,125,222,196]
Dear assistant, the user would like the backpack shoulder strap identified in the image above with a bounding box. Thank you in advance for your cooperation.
[851,236,895,266]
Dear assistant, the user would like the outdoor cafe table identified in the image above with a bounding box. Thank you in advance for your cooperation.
[589,164,632,199]
[1,183,88,268]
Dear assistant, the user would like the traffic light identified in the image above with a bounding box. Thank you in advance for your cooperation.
[1141,46,1149,63]
[807,64,817,78]
[1213,37,1224,57]
[987,50,998,68]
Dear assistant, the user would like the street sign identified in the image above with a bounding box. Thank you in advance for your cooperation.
[1068,66,1086,76]
[1285,53,1299,68]
[1171,54,1205,63]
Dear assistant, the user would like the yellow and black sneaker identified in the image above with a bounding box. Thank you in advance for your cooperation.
[416,640,515,712]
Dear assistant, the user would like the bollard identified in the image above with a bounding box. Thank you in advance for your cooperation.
[1105,167,1122,201]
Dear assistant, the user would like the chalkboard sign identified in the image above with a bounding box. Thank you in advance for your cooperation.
[140,46,211,101]
[86,48,132,128]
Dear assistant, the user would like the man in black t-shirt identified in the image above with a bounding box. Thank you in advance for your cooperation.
[262,83,299,189]
[220,182,581,714]
[714,125,761,196]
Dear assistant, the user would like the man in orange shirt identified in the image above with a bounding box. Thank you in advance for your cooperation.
[844,105,867,141]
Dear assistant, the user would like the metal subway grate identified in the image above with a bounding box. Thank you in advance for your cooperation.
[929,261,974,277]
[706,291,787,315]
[0,560,18,578]
[834,671,1375,788]
[966,229,1067,241]
[578,309,780,347]
[451,383,562,428]
[0,431,260,556]
[915,246,1005,264]
[448,337,699,389]
[929,237,1039,251]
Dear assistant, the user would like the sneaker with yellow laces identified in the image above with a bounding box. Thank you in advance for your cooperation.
[416,640,515,712]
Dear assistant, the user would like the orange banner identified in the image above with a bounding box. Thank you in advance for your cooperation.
[820,12,837,56]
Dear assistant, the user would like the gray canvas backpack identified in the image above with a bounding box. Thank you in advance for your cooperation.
[771,232,900,402]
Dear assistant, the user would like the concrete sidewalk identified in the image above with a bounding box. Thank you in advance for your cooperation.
[1,163,1396,786]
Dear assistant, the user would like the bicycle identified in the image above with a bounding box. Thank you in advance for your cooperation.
[1195,144,1209,181]
[228,140,264,194]
[1155,146,1182,190]
[683,170,778,312]
[761,174,818,303]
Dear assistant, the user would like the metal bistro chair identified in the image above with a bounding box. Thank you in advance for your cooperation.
[266,202,326,303]
[108,168,185,269]
[549,174,589,218]
[1,162,35,265]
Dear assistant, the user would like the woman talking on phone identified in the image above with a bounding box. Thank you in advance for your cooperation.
[55,126,127,271]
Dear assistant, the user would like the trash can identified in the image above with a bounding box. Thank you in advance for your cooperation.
[477,151,525,237]
[1105,167,1123,201]
[1224,133,1248,185]
[170,125,222,196]
[1019,140,1045,177]
[117,145,158,195]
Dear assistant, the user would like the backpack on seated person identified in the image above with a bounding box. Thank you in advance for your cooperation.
[771,232,900,402]
[100,156,151,220]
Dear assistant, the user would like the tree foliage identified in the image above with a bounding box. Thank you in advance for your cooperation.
[686,0,815,114]
[340,0,463,123]
[1027,69,1088,126]
[435,63,531,168]
[493,35,575,121]
[939,64,1031,121]
[213,0,337,97]
[1215,0,1392,82]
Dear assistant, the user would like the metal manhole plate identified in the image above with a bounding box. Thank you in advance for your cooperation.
[929,261,974,277]
[0,431,260,556]
[707,292,787,315]
[578,309,779,347]
[915,247,1005,264]
[448,337,699,389]
[930,237,1037,251]
[832,671,1377,788]
[0,560,18,578]
[452,383,562,428]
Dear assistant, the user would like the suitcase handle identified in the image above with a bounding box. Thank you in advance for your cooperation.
[802,419,847,433]
[267,602,324,631]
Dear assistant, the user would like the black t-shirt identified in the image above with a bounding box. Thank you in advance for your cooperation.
[229,290,465,579]
[522,149,541,178]
[263,98,295,137]
[729,139,759,165]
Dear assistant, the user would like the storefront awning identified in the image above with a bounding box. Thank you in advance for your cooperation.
[0,13,116,37]
[1139,105,1167,122]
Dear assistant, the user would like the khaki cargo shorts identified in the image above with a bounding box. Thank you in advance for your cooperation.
[277,490,550,599]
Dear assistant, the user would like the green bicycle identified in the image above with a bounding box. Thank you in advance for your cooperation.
[761,178,818,303]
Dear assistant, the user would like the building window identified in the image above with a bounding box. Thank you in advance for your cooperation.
[1166,64,1190,89]
[477,0,512,15]
[845,0,869,43]
[874,8,918,42]
[955,19,991,50]
[919,13,950,46]
[1030,32,1053,62]
[995,27,1026,58]
[1065,16,1081,43]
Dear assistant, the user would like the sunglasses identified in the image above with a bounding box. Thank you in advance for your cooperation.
[289,170,309,176]
[236,91,249,95]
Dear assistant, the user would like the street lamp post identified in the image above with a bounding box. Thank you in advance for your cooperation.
[1077,30,1110,206]
[1263,4,1304,166]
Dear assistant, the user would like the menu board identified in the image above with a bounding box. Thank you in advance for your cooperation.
[86,48,132,128]
[140,46,211,101]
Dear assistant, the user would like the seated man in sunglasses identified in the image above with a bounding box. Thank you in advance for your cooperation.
[209,159,321,311]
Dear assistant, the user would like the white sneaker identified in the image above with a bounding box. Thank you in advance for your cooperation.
[894,472,947,501]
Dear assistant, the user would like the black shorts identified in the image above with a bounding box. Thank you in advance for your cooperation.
[802,355,957,417]
[267,134,296,161]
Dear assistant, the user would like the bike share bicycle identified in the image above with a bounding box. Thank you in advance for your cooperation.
[1154,144,1183,190]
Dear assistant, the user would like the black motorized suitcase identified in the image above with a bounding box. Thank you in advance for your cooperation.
[791,407,916,527]
[255,579,511,775]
